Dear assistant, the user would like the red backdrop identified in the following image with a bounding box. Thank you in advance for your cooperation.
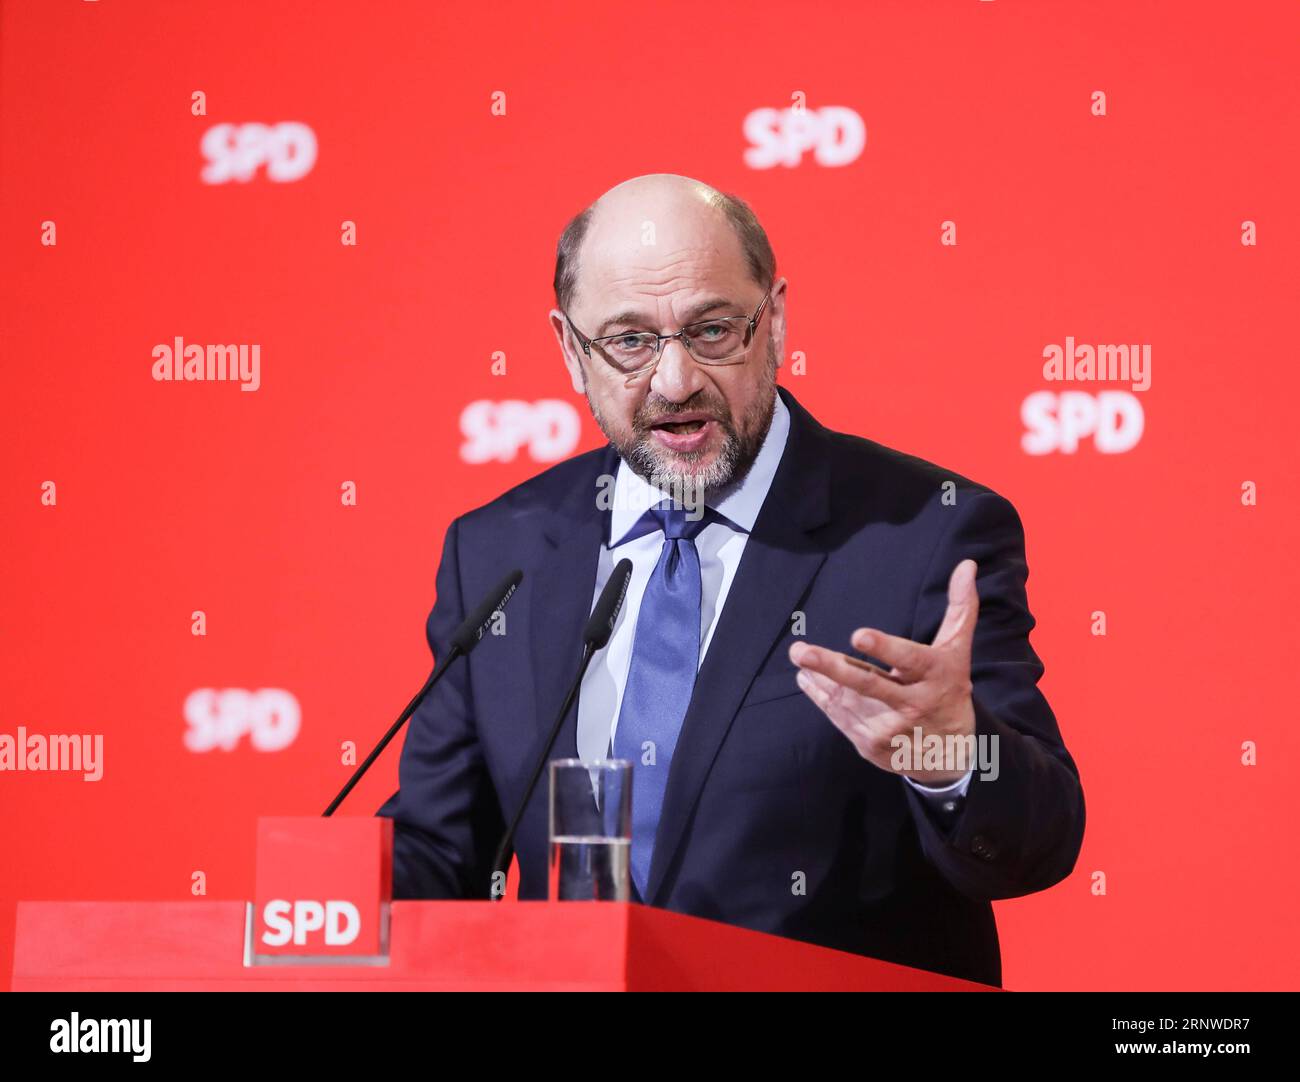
[2,0,1297,991]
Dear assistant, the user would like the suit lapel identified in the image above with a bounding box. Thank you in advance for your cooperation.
[527,442,619,763]
[644,386,832,905]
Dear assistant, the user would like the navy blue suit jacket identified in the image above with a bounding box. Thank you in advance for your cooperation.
[376,385,1085,987]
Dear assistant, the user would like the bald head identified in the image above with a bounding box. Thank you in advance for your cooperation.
[548,173,786,498]
[553,173,775,313]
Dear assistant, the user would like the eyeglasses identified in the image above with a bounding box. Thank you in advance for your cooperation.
[563,293,771,376]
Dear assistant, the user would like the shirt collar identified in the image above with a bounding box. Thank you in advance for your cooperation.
[608,389,791,547]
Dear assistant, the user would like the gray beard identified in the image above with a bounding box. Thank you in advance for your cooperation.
[589,339,778,499]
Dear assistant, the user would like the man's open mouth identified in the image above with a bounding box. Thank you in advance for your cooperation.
[654,419,708,434]
[648,411,718,435]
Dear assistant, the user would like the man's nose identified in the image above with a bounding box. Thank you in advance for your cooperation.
[648,337,706,403]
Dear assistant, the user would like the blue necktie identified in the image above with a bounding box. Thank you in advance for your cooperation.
[612,502,711,900]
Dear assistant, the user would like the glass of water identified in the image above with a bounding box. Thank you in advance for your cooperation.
[548,758,632,901]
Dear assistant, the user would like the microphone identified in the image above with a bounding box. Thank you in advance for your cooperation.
[322,568,523,816]
[489,558,633,896]
[583,557,632,651]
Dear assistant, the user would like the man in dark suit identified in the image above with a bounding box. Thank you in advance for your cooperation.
[377,174,1085,987]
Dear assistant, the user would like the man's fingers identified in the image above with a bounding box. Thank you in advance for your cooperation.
[931,558,979,649]
[789,642,914,710]
[842,654,906,683]
[796,668,889,749]
[797,667,854,711]
[848,626,929,679]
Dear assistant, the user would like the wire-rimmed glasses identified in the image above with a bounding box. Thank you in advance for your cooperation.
[564,292,771,376]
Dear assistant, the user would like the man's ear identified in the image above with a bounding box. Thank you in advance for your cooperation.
[767,276,789,370]
[549,309,586,395]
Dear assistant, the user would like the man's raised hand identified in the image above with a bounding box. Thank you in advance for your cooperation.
[788,558,980,786]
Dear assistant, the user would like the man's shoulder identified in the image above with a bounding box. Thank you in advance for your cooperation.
[819,422,1005,509]
[455,442,613,536]
[781,387,1006,511]
[803,418,1029,595]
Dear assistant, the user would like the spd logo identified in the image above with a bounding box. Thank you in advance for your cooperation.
[201,122,317,184]
[743,106,866,168]
[183,688,301,752]
[261,900,361,947]
[1020,391,1145,454]
[460,399,582,463]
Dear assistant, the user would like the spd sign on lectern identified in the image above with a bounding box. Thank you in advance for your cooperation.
[245,816,392,965]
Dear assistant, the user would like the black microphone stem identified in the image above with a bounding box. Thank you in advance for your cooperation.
[319,568,522,818]
[489,640,595,893]
[322,645,463,817]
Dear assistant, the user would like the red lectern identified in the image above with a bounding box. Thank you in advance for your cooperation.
[11,817,995,991]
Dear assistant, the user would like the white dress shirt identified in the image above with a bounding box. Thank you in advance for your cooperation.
[575,391,973,808]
